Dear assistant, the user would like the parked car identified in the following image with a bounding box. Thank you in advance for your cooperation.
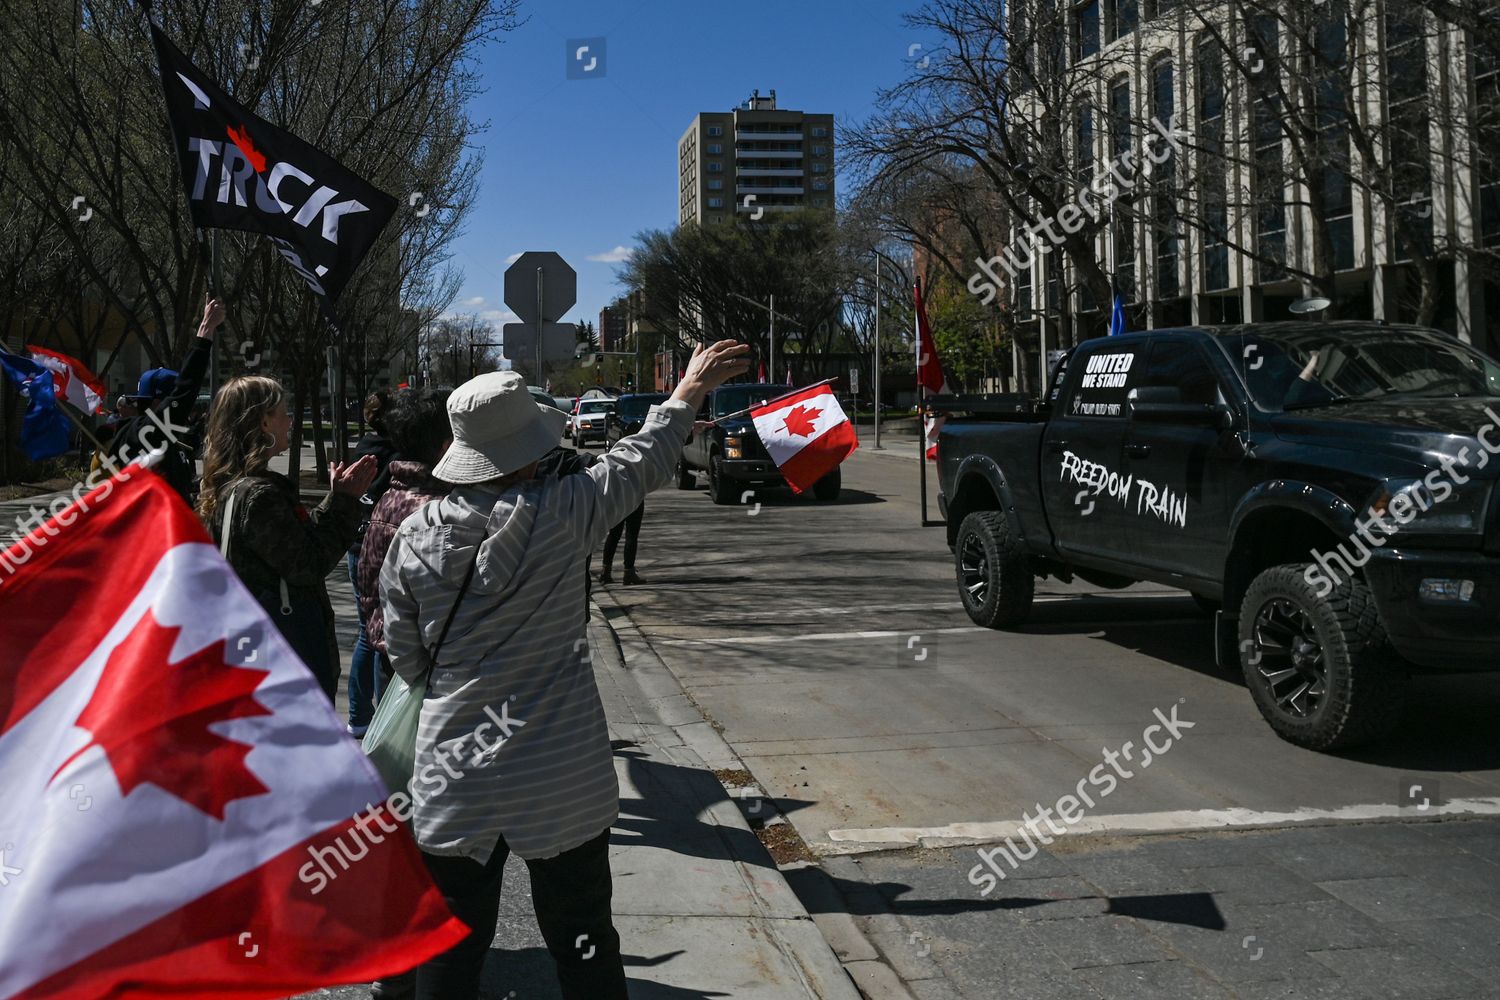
[936,321,1500,750]
[679,383,841,503]
[571,397,616,447]
[606,392,671,445]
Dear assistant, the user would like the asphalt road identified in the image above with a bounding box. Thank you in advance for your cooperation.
[589,440,1500,998]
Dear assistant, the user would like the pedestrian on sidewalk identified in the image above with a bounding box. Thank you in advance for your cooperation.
[380,340,749,1000]
[345,390,398,736]
[598,500,644,585]
[197,375,378,701]
[355,387,452,682]
[111,298,225,503]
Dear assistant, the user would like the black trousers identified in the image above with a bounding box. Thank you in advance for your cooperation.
[602,502,645,574]
[414,829,627,1000]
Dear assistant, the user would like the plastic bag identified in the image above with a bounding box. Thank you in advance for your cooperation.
[362,673,423,794]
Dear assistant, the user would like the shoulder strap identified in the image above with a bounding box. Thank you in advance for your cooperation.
[219,477,293,615]
[424,549,479,680]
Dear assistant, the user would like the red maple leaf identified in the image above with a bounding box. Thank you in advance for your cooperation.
[225,122,267,174]
[52,610,272,819]
[781,404,822,437]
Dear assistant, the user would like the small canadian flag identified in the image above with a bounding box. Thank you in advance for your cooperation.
[751,383,857,493]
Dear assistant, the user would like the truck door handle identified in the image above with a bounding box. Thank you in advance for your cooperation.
[1126,443,1151,458]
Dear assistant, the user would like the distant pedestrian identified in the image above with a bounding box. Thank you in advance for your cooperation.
[380,340,749,1000]
[598,502,644,585]
[346,390,398,735]
[198,375,377,700]
[111,298,225,502]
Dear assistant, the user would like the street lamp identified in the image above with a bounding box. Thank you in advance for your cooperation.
[727,291,799,382]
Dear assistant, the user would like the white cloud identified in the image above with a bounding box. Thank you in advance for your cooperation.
[504,252,524,265]
[464,296,486,307]
[481,309,519,325]
[586,245,633,263]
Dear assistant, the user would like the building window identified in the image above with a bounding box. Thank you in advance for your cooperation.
[708,161,723,172]
[812,180,828,191]
[1108,0,1138,41]
[1109,77,1135,300]
[811,126,829,138]
[708,179,723,190]
[1478,4,1500,246]
[707,125,723,137]
[707,197,724,208]
[1075,0,1101,59]
[813,144,828,156]
[1197,34,1230,291]
[1149,56,1179,299]
[1149,0,1177,18]
[1249,13,1287,280]
[812,162,828,173]
[813,197,829,207]
[707,143,723,154]
[1075,102,1095,187]
[1315,13,1355,271]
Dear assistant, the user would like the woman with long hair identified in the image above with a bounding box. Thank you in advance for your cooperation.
[198,375,377,700]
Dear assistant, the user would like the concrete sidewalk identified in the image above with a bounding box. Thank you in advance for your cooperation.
[305,570,860,1000]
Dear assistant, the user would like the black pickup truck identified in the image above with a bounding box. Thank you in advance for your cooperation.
[937,322,1500,750]
[679,382,842,504]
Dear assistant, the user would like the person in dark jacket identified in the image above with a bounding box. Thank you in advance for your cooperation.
[598,501,645,585]
[112,298,225,502]
[197,374,377,700]
[345,390,398,735]
[356,387,452,657]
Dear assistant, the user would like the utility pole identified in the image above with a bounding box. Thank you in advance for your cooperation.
[873,257,882,450]
[769,293,775,383]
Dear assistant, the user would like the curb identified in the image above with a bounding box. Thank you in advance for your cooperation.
[590,587,912,1000]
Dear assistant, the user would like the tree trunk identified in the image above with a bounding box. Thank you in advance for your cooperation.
[310,376,328,487]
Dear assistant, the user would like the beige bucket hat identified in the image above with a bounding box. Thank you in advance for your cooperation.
[432,371,567,484]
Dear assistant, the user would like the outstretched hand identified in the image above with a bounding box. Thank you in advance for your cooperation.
[330,454,379,497]
[197,298,227,340]
[671,340,752,412]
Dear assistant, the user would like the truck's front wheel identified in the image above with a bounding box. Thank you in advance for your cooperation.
[709,457,738,505]
[954,510,1033,629]
[1238,564,1407,750]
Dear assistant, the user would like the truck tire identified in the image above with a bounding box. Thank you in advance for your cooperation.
[812,467,841,501]
[709,457,738,505]
[954,510,1034,629]
[1238,563,1407,750]
[676,460,696,490]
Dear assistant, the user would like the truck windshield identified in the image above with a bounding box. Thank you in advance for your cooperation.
[579,400,614,414]
[1216,328,1500,412]
[617,394,669,420]
[713,385,791,418]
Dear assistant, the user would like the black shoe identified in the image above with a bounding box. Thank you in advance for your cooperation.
[370,972,416,1000]
[599,571,614,584]
[623,570,644,585]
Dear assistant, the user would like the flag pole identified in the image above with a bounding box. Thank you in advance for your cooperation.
[708,377,838,425]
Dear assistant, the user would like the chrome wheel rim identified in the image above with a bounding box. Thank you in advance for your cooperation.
[1250,597,1328,719]
[958,532,990,608]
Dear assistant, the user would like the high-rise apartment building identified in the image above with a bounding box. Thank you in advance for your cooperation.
[678,90,835,226]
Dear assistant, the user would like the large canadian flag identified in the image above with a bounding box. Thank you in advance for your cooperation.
[750,383,857,493]
[0,470,465,999]
[25,345,106,415]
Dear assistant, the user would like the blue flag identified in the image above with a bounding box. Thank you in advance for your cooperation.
[1108,289,1127,337]
[0,351,72,460]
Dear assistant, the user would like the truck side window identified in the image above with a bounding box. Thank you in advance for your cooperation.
[1139,341,1221,405]
[1065,344,1142,419]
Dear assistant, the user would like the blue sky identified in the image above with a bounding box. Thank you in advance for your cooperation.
[444,0,921,331]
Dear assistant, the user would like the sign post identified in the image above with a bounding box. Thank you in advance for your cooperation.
[503,252,578,382]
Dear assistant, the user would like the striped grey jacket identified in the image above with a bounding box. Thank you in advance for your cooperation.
[379,399,692,861]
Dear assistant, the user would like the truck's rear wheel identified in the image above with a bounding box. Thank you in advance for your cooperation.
[954,510,1033,629]
[709,457,738,505]
[676,460,696,490]
[1238,564,1407,750]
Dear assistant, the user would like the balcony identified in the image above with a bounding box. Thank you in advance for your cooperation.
[737,168,803,178]
[736,148,803,159]
[735,202,802,213]
[736,130,803,141]
[737,185,805,195]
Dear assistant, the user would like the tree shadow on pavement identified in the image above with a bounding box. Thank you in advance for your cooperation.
[783,867,1227,932]
[479,946,729,1000]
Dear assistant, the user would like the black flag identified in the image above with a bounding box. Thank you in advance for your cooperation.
[147,24,396,310]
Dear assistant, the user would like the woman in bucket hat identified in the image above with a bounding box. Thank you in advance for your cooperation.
[379,339,749,1000]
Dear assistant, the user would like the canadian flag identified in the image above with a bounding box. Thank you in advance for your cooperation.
[0,470,464,999]
[750,383,857,493]
[25,345,106,415]
[914,281,949,461]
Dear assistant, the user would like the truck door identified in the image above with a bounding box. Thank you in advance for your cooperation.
[1040,340,1144,566]
[1121,336,1238,587]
